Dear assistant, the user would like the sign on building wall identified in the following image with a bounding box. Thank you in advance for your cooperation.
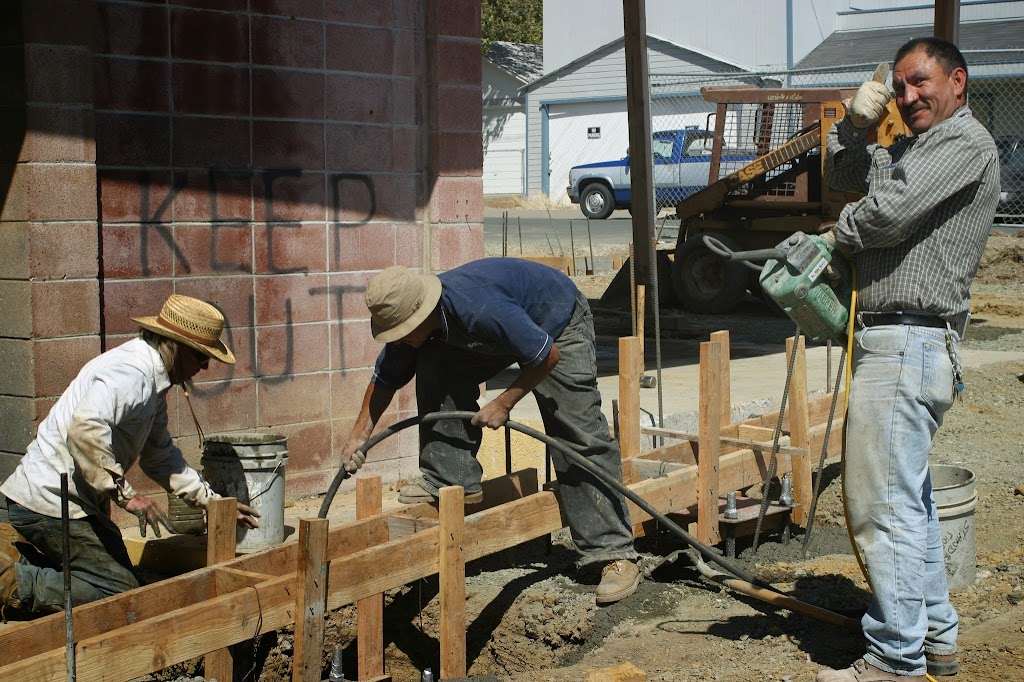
[587,126,601,139]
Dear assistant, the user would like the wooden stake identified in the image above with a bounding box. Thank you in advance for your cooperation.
[438,487,466,680]
[356,477,385,680]
[205,497,238,682]
[709,330,731,427]
[786,336,812,525]
[292,518,329,682]
[698,342,722,545]
[619,336,642,484]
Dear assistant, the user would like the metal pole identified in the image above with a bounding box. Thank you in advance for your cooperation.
[628,242,637,336]
[504,426,512,476]
[569,221,577,275]
[586,216,595,273]
[517,217,523,254]
[60,472,76,682]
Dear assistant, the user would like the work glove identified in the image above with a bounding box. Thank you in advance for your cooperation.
[124,494,174,538]
[844,63,891,129]
[341,440,367,474]
[818,225,853,259]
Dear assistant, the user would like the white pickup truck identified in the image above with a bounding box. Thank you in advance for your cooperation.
[567,129,735,219]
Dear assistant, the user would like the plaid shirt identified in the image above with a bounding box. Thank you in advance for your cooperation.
[825,106,1000,321]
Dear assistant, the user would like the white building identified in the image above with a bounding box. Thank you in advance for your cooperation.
[483,41,543,196]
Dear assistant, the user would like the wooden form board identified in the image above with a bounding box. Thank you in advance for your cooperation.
[0,334,846,682]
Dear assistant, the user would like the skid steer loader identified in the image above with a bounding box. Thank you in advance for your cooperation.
[668,86,909,314]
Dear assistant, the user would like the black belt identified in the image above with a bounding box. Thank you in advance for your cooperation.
[860,311,949,329]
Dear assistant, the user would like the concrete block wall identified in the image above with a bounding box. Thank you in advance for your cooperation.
[0,0,484,514]
[0,0,102,514]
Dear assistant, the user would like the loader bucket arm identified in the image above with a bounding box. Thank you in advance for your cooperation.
[675,124,822,222]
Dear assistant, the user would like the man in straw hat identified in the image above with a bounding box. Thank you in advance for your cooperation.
[340,258,641,605]
[0,294,259,614]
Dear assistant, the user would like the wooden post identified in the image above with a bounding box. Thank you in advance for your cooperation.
[438,487,466,680]
[698,342,722,545]
[710,330,731,427]
[356,477,385,681]
[786,336,812,525]
[205,497,238,682]
[292,518,329,682]
[618,336,642,484]
[934,0,960,44]
[622,0,654,286]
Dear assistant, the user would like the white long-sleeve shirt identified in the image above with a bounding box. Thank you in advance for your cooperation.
[1,338,217,519]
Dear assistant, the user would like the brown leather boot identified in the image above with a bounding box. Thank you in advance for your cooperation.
[595,559,641,605]
[816,658,927,682]
[0,539,22,608]
[926,652,959,676]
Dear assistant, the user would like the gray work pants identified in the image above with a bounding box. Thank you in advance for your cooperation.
[7,500,140,613]
[416,294,637,566]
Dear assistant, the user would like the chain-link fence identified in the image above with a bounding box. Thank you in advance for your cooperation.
[649,56,1024,222]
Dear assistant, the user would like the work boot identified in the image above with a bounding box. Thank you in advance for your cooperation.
[816,658,927,682]
[0,540,23,609]
[926,652,959,676]
[595,559,641,605]
[397,480,483,505]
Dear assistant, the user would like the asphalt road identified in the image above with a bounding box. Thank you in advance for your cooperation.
[483,208,681,270]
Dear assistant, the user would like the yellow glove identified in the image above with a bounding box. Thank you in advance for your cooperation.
[844,63,892,129]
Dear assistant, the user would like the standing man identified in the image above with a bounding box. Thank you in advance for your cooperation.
[341,258,641,605]
[0,294,259,614]
[816,38,999,681]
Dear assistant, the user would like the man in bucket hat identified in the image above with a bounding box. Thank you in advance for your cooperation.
[341,258,641,605]
[0,294,259,614]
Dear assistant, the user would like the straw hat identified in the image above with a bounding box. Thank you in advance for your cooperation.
[133,295,235,364]
[366,266,442,343]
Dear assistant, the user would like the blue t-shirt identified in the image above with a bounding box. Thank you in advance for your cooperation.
[372,258,580,389]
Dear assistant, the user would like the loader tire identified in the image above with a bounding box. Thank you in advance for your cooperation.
[671,233,748,314]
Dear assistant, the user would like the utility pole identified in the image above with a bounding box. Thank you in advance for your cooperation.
[622,0,654,286]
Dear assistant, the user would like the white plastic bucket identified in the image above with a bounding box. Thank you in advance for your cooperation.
[931,464,977,590]
[201,434,288,552]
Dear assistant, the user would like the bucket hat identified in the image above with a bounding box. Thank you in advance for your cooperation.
[366,266,442,343]
[133,294,235,364]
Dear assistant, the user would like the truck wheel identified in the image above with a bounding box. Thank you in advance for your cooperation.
[671,233,748,314]
[580,183,614,220]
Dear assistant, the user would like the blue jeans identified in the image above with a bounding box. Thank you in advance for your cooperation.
[7,500,140,613]
[416,294,637,566]
[845,324,960,675]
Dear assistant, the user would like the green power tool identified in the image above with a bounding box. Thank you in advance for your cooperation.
[704,231,853,343]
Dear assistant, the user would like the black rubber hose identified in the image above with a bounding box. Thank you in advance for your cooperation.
[318,410,781,592]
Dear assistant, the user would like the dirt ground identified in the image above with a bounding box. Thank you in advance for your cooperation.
[160,233,1024,682]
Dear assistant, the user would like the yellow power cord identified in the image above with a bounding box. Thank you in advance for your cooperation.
[840,269,871,585]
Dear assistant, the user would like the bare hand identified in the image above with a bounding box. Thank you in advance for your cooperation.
[125,494,173,538]
[236,501,260,529]
[341,438,368,474]
[472,400,510,429]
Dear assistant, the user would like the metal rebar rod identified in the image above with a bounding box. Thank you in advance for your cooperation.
[569,221,577,275]
[586,217,595,272]
[61,473,76,682]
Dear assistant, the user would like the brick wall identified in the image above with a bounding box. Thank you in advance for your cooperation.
[0,0,483,516]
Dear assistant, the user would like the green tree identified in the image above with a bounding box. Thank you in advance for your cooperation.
[481,0,542,53]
